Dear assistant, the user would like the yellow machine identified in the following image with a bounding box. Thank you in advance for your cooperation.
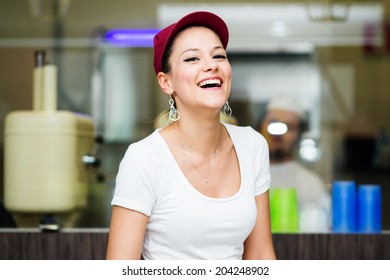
[4,51,96,229]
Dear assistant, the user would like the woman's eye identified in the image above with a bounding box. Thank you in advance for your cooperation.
[214,54,227,60]
[183,57,199,62]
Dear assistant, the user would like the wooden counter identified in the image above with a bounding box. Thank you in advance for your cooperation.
[1,229,389,260]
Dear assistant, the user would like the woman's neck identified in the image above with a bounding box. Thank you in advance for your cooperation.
[173,116,223,157]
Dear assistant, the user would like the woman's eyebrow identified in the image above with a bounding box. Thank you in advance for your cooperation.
[181,48,199,56]
[180,45,225,56]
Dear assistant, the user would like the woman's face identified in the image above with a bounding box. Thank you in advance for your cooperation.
[165,26,232,113]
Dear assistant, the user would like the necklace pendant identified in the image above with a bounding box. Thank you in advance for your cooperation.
[204,179,208,183]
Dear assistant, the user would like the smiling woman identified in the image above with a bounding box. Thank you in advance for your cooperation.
[105,11,276,260]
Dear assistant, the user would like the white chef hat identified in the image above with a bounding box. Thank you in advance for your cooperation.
[266,95,306,120]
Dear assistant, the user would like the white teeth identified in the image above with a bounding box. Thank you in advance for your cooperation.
[198,79,221,87]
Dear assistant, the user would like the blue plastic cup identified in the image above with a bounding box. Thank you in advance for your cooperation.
[332,181,357,233]
[357,184,382,233]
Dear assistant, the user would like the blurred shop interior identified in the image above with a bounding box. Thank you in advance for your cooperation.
[0,0,389,231]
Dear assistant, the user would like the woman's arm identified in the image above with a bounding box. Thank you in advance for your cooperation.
[243,190,276,260]
[106,205,149,260]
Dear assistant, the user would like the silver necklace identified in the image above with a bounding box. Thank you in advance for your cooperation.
[174,124,221,184]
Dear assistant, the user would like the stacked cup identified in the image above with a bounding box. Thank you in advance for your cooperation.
[332,181,382,233]
[299,203,328,232]
[332,181,357,232]
[269,188,299,233]
[357,184,382,233]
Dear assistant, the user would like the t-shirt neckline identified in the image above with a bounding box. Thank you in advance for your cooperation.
[155,123,243,202]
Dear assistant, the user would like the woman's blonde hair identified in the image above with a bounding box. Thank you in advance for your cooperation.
[154,110,171,129]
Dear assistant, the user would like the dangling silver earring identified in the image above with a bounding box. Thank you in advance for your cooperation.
[168,96,180,122]
[223,101,232,117]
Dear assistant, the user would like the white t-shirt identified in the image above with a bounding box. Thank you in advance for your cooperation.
[111,123,271,260]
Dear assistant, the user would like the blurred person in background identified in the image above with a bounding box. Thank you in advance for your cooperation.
[257,96,331,230]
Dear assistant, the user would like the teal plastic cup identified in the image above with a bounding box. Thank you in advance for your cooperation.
[269,188,299,233]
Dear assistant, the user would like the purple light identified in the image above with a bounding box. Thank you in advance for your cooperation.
[104,29,160,47]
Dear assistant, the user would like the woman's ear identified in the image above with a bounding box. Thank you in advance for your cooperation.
[157,72,174,96]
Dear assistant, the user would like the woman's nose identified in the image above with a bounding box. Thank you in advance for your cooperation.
[203,58,218,72]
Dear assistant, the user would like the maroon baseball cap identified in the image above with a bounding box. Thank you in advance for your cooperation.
[153,11,229,75]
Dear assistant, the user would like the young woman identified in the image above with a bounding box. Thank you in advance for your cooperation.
[106,11,276,260]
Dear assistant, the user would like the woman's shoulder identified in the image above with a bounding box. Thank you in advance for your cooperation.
[223,122,259,134]
[129,129,162,147]
[124,130,164,161]
[223,123,267,146]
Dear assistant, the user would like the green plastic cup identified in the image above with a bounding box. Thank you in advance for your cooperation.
[269,188,299,233]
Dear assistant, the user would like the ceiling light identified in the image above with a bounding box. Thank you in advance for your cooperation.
[104,29,160,47]
[271,21,288,37]
[27,0,71,20]
[305,0,351,22]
